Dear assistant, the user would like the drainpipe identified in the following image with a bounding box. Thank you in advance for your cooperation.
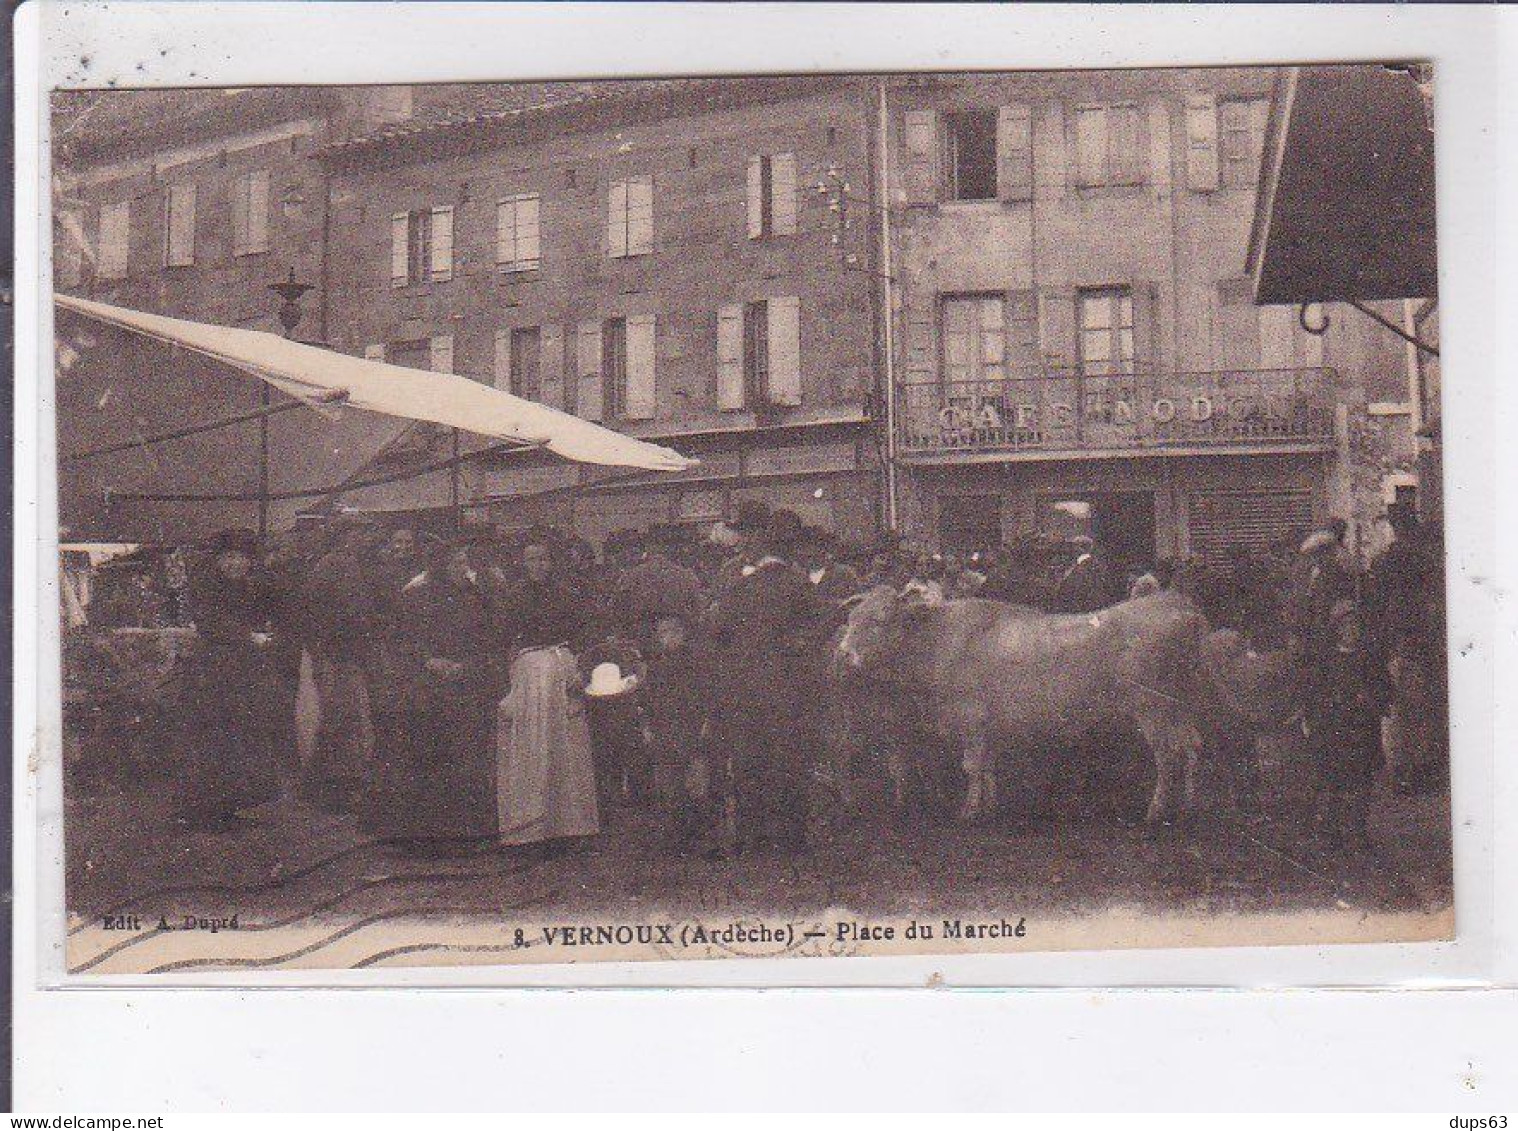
[877,76,901,533]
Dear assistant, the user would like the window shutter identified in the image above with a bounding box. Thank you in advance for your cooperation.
[232,175,249,257]
[493,328,512,390]
[1038,289,1078,371]
[997,104,1033,202]
[1074,107,1107,188]
[1007,289,1039,370]
[390,212,408,287]
[901,300,936,385]
[627,175,653,255]
[429,334,454,374]
[575,320,604,420]
[98,201,131,280]
[364,344,386,362]
[1184,93,1220,192]
[624,314,657,420]
[607,180,628,258]
[164,182,197,267]
[519,194,541,268]
[771,152,798,235]
[901,109,939,205]
[429,205,454,281]
[495,200,512,265]
[247,170,270,254]
[1258,305,1295,370]
[717,303,746,410]
[766,296,802,406]
[1131,280,1160,373]
[540,323,565,409]
[746,156,765,239]
[1109,103,1145,186]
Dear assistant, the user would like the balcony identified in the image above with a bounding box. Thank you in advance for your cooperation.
[895,367,1337,461]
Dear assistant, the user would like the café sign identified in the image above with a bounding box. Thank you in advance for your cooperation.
[936,391,1293,435]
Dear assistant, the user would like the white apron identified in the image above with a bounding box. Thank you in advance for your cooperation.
[496,645,599,846]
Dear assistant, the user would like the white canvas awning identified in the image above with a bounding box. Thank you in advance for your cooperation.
[55,295,696,473]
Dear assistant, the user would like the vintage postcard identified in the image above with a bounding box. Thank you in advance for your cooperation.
[50,62,1452,977]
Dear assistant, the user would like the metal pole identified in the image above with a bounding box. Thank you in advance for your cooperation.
[876,76,900,533]
[258,383,271,539]
[451,427,462,530]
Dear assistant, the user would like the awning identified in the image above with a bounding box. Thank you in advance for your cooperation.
[55,295,696,473]
[1247,64,1437,305]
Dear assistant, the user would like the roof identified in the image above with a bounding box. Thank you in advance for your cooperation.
[1247,64,1438,304]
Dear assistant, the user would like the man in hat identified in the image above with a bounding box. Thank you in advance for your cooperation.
[1053,535,1116,613]
[705,508,822,854]
[709,499,773,609]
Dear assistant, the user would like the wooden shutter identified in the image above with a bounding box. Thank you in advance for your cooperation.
[624,314,657,419]
[363,343,386,362]
[576,320,604,420]
[98,201,130,280]
[1074,107,1107,188]
[1038,289,1078,370]
[247,170,270,254]
[627,175,653,255]
[429,205,454,281]
[607,180,628,258]
[1258,305,1295,370]
[1007,289,1039,370]
[1109,103,1145,186]
[1131,280,1160,373]
[1184,93,1220,192]
[766,296,802,406]
[390,212,408,286]
[746,156,765,239]
[540,323,565,409]
[231,175,250,257]
[717,303,746,410]
[429,334,455,374]
[901,300,937,385]
[164,182,196,267]
[493,328,512,390]
[901,109,939,205]
[997,103,1033,202]
[771,152,798,235]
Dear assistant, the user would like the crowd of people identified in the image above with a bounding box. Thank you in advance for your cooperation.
[95,494,1446,859]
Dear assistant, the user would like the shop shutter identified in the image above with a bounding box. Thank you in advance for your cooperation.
[1187,489,1314,565]
[576,320,604,421]
[901,109,939,205]
[766,296,802,406]
[717,303,746,410]
[429,205,454,281]
[390,212,409,286]
[771,152,798,235]
[1184,93,1220,192]
[492,328,512,390]
[540,323,566,409]
[624,313,657,420]
[429,334,454,374]
[997,103,1033,202]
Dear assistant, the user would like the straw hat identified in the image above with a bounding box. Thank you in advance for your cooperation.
[585,661,637,698]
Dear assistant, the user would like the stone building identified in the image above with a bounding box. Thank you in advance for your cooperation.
[313,77,880,544]
[881,68,1429,570]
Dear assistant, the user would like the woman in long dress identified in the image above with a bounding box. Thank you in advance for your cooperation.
[495,537,599,853]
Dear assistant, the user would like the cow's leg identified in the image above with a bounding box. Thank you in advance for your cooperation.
[1136,712,1181,826]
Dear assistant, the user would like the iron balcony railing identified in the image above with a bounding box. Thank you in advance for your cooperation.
[896,366,1337,457]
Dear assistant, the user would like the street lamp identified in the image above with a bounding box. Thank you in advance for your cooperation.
[260,268,314,538]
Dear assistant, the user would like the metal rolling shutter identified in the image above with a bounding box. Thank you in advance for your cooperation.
[1188,489,1314,564]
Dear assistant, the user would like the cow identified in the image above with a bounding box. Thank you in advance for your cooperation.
[833,586,1225,825]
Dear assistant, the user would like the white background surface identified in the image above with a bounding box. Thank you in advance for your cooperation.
[13,1,1518,1111]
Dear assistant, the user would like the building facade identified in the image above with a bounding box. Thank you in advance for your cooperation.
[881,69,1427,569]
[315,77,880,543]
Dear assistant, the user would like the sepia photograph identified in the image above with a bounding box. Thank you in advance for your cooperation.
[48,61,1453,976]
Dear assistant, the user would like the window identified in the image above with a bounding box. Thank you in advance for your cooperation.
[163,182,197,267]
[747,153,798,237]
[942,295,1006,389]
[96,201,131,280]
[718,298,801,410]
[496,193,541,272]
[509,327,542,400]
[390,205,454,286]
[607,175,653,258]
[1220,97,1270,189]
[603,317,628,416]
[1078,287,1135,375]
[944,111,998,200]
[231,169,270,257]
[1073,103,1144,188]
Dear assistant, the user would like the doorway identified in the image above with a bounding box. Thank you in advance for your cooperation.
[1040,490,1157,576]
